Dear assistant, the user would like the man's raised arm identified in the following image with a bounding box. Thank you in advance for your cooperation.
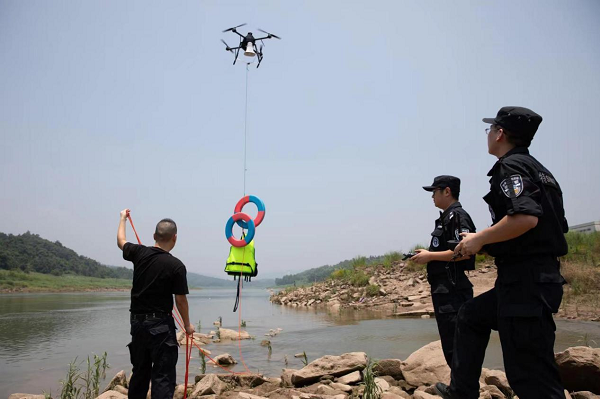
[117,209,130,250]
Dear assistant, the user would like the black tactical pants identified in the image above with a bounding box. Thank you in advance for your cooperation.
[128,315,178,399]
[448,259,565,399]
[428,271,473,367]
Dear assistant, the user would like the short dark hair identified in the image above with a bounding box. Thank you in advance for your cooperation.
[154,218,177,242]
[445,186,460,200]
[500,125,531,148]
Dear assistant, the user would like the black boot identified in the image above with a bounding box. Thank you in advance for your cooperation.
[434,382,455,399]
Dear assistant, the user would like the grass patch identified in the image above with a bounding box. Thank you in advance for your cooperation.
[382,251,402,267]
[564,231,600,266]
[352,255,367,268]
[361,357,381,399]
[0,270,131,292]
[366,284,380,297]
[561,261,600,296]
[329,268,370,287]
[57,352,109,399]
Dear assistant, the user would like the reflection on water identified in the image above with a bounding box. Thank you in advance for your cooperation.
[1,289,598,398]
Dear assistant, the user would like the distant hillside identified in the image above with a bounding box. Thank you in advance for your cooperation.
[275,255,386,286]
[0,231,275,288]
[0,232,132,279]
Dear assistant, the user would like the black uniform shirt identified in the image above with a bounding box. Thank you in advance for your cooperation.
[427,202,477,275]
[123,243,189,314]
[483,147,568,260]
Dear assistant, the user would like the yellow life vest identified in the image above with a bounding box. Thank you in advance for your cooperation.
[225,235,258,280]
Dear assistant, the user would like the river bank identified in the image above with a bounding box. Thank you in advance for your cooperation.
[0,270,132,293]
[269,261,600,322]
[15,341,599,399]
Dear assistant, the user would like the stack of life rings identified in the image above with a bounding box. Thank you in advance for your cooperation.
[224,195,266,247]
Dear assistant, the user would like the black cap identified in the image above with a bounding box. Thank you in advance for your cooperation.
[423,175,460,196]
[483,106,542,140]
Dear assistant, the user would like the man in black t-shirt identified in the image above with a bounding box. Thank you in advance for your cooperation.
[117,209,195,399]
[411,175,475,367]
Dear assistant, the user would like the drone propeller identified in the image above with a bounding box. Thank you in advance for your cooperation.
[257,28,281,39]
[223,23,247,33]
[220,39,233,52]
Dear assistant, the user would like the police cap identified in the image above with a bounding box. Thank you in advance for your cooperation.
[423,175,460,197]
[483,106,542,140]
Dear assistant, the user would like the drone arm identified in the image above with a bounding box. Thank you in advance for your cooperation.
[233,30,245,38]
[253,36,271,41]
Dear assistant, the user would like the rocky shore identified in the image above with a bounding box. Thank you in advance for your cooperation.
[11,342,600,399]
[269,262,600,322]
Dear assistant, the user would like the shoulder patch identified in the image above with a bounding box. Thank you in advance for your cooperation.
[539,171,557,186]
[500,175,523,198]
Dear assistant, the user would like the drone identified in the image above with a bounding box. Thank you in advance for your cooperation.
[221,23,281,68]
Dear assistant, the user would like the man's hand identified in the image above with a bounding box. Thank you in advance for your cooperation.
[120,209,130,220]
[410,249,430,264]
[454,232,484,257]
[184,323,195,336]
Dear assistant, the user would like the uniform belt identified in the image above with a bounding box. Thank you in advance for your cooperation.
[130,312,171,321]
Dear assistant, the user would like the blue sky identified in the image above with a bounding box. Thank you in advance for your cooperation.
[1,0,599,278]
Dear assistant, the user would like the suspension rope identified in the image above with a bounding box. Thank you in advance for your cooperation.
[243,63,249,196]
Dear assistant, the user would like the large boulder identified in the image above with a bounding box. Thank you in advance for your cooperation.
[212,353,237,365]
[291,352,368,387]
[96,391,128,399]
[412,392,438,399]
[555,346,600,394]
[373,359,403,380]
[375,377,390,392]
[219,328,251,340]
[400,340,450,387]
[112,386,128,396]
[482,369,513,397]
[480,385,506,399]
[233,374,268,388]
[571,392,600,399]
[190,374,228,397]
[103,370,128,393]
[173,384,188,399]
[336,370,362,385]
[281,368,298,387]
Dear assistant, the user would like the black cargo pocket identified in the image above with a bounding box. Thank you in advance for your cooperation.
[501,304,543,351]
[438,303,458,314]
[148,323,170,335]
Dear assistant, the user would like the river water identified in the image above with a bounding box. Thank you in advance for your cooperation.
[1,288,598,398]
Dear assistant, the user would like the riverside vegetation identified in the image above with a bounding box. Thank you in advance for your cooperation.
[271,232,600,322]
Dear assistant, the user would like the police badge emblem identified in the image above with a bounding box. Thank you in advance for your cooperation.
[432,237,439,248]
[500,175,523,198]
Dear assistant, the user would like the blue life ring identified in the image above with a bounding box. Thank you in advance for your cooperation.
[225,212,255,247]
[234,195,266,229]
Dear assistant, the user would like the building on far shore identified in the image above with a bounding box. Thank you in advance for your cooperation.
[569,221,600,234]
